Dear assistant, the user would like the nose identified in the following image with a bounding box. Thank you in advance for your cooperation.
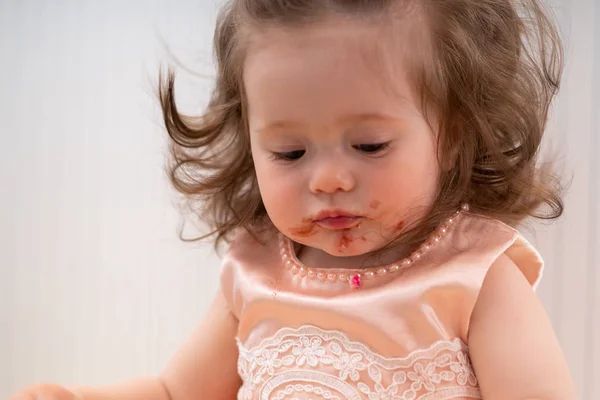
[308,155,356,194]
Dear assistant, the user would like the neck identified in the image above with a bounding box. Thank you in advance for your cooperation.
[296,240,418,270]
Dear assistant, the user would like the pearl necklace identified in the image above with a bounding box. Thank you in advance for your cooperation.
[279,204,469,289]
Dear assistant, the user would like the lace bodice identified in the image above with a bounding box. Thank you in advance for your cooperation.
[237,326,480,400]
[220,213,543,399]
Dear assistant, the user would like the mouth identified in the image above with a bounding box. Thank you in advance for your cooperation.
[313,210,363,230]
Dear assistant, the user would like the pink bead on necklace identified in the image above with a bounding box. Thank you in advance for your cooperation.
[350,274,362,289]
[279,204,469,289]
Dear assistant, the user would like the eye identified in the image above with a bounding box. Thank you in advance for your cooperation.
[270,150,306,161]
[353,143,390,154]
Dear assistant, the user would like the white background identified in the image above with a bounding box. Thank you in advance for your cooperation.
[1,0,599,398]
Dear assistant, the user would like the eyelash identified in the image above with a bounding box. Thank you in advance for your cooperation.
[270,142,390,162]
[270,150,306,161]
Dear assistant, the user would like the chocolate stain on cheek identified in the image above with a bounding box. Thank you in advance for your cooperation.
[394,220,405,232]
[289,217,318,237]
[289,225,316,237]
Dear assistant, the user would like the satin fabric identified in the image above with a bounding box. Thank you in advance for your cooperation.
[220,212,542,399]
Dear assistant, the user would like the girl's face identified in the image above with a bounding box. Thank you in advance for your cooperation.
[245,18,440,259]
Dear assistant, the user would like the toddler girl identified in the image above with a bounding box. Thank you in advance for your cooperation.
[14,0,576,399]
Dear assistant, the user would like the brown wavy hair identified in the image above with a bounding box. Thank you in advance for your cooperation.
[159,0,564,250]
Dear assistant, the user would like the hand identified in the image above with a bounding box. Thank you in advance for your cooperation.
[10,383,82,400]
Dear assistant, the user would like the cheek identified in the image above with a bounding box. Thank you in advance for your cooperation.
[364,153,439,224]
[262,182,298,212]
[254,162,303,224]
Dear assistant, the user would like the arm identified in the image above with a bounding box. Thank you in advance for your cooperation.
[468,254,577,400]
[159,288,242,400]
[12,289,241,400]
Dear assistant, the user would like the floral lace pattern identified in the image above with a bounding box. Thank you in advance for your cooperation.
[236,326,481,400]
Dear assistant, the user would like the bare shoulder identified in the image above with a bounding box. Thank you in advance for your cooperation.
[467,254,577,400]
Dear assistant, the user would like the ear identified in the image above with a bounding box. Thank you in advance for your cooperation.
[438,136,461,173]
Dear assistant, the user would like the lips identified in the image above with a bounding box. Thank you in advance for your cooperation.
[313,210,363,230]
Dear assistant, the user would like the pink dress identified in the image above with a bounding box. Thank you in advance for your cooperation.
[220,211,543,399]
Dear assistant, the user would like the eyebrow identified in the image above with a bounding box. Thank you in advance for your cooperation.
[255,112,402,134]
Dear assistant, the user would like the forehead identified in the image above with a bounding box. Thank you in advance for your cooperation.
[243,18,423,129]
